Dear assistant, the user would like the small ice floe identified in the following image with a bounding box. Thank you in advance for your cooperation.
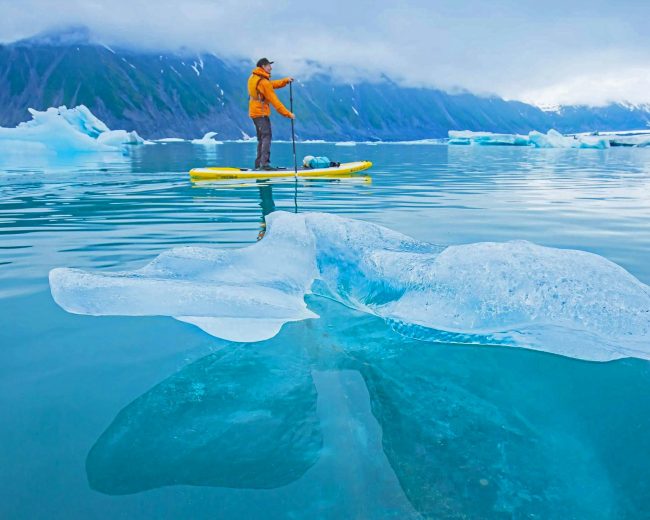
[449,129,650,148]
[448,131,530,147]
[155,137,186,143]
[0,105,146,153]
[191,132,223,145]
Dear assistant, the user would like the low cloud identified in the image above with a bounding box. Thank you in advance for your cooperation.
[1,0,649,106]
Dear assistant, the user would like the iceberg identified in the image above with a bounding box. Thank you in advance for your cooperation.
[0,105,145,153]
[529,129,609,149]
[191,131,223,145]
[56,104,110,138]
[384,139,445,145]
[49,212,650,361]
[448,131,530,146]
[448,129,650,149]
[0,105,145,154]
[607,134,650,147]
[577,130,650,147]
[154,137,186,143]
[97,129,146,147]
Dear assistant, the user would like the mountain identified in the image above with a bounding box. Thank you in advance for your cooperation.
[548,103,650,135]
[1,29,649,140]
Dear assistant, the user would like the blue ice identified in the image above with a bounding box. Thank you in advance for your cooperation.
[49,212,650,361]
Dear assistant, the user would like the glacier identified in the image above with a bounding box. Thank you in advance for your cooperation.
[0,105,146,153]
[449,129,650,148]
[49,212,650,361]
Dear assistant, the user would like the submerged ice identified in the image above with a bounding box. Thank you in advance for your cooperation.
[83,300,639,517]
[49,212,650,361]
[0,105,145,153]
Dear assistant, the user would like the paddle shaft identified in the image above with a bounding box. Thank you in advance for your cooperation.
[290,82,298,175]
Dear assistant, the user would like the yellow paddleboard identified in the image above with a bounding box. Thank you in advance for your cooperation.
[190,161,372,180]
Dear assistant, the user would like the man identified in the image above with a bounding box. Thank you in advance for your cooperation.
[248,58,295,170]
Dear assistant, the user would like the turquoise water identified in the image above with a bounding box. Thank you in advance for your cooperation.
[2,142,650,518]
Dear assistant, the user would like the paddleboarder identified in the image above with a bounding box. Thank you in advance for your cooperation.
[248,58,295,170]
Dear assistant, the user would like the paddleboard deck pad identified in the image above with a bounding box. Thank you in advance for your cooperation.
[190,161,372,180]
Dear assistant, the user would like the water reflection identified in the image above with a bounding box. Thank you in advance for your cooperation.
[0,148,132,175]
[257,182,276,240]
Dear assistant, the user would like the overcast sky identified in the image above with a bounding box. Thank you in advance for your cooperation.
[1,0,649,106]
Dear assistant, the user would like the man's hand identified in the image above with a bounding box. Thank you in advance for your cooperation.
[288,112,296,119]
[287,77,294,83]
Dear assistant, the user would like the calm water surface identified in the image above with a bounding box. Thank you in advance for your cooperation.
[1,142,650,519]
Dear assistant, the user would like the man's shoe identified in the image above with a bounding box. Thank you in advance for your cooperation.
[261,164,278,171]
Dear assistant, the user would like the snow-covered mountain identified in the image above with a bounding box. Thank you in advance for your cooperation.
[1,29,649,140]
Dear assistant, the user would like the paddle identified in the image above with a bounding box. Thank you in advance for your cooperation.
[290,81,298,176]
[289,80,298,213]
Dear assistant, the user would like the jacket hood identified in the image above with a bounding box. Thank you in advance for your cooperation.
[252,67,270,79]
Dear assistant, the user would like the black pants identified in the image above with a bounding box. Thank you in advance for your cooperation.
[253,116,272,169]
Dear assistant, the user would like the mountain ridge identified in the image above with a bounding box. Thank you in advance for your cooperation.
[2,30,649,140]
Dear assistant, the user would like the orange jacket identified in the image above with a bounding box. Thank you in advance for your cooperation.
[248,67,293,119]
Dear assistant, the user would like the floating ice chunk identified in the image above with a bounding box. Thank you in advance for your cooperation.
[0,107,113,153]
[97,130,146,147]
[575,135,611,149]
[56,105,110,138]
[386,139,444,145]
[155,137,186,143]
[50,218,320,342]
[301,214,650,360]
[191,131,223,145]
[607,134,650,147]
[239,131,255,142]
[0,105,145,153]
[529,129,609,149]
[529,129,578,148]
[379,240,649,359]
[448,129,614,148]
[448,131,530,146]
[49,212,650,361]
